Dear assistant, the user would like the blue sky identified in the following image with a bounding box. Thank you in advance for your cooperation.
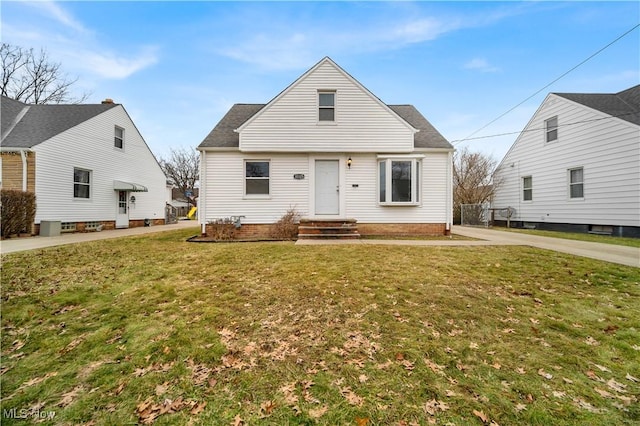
[2,1,638,161]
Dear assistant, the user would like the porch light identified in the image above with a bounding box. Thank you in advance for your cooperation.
[347,157,352,169]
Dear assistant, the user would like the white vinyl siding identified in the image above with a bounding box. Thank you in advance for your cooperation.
[33,106,166,224]
[201,151,450,225]
[493,94,640,227]
[238,60,415,153]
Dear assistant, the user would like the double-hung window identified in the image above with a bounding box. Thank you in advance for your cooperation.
[378,157,421,205]
[569,167,584,199]
[522,176,532,201]
[545,116,558,142]
[74,168,91,199]
[245,160,270,196]
[318,91,335,122]
[114,126,124,149]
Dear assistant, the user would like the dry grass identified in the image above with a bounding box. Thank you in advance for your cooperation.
[1,227,639,425]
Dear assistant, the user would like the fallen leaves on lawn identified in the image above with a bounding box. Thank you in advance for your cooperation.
[133,361,175,377]
[473,409,489,423]
[308,405,328,419]
[58,385,83,407]
[537,368,553,380]
[60,334,87,354]
[340,386,364,406]
[259,400,276,418]
[136,396,206,424]
[423,399,449,416]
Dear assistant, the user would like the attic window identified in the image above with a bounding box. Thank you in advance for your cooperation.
[545,116,558,142]
[114,126,124,149]
[318,92,335,122]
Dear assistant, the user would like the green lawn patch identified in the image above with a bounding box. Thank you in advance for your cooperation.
[1,228,639,425]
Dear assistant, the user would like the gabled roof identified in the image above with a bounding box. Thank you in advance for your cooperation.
[235,56,418,135]
[553,84,640,126]
[1,96,119,148]
[198,103,451,150]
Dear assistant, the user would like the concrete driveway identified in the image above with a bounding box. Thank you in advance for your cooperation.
[451,226,639,268]
[0,220,199,255]
[297,226,639,268]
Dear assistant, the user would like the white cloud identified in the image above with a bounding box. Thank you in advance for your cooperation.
[464,58,500,73]
[78,47,160,80]
[26,0,89,34]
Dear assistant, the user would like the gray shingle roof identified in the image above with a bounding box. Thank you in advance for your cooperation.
[554,85,640,126]
[1,96,119,148]
[198,103,452,150]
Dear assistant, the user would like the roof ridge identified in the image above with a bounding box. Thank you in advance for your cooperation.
[1,105,30,143]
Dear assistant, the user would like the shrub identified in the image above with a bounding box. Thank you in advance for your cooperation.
[206,217,237,240]
[270,208,300,240]
[1,190,37,238]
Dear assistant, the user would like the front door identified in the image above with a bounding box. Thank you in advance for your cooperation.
[315,160,340,215]
[116,191,129,228]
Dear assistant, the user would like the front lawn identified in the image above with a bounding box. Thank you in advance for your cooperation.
[1,228,639,425]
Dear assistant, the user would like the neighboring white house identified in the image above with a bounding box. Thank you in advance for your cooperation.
[492,85,640,238]
[197,57,454,238]
[1,96,168,233]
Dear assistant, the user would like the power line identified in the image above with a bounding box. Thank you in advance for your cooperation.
[456,23,640,145]
[450,111,638,143]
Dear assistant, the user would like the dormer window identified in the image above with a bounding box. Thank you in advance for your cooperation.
[318,91,335,121]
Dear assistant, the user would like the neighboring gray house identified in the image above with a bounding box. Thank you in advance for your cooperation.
[492,85,640,237]
[197,57,454,238]
[1,96,167,233]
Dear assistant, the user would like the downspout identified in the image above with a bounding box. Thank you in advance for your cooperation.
[199,150,206,236]
[446,150,453,235]
[20,149,28,191]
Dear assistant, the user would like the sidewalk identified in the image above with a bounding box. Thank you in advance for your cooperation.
[296,226,640,268]
[0,220,200,255]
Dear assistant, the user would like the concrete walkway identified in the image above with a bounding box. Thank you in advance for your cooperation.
[0,220,199,255]
[296,226,640,268]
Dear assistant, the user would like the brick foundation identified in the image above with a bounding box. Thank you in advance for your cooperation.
[204,223,276,239]
[358,223,448,237]
[204,221,448,239]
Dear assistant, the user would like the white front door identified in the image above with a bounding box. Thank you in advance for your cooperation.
[116,191,129,228]
[315,160,340,215]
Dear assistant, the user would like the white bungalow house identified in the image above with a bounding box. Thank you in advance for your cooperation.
[1,96,167,233]
[492,85,640,238]
[197,57,454,238]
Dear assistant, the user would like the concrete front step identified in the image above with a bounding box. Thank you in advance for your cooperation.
[298,218,360,239]
[298,233,361,239]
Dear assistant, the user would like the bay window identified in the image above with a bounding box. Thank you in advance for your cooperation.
[378,157,421,205]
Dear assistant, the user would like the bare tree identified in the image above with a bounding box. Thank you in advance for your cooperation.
[453,147,501,224]
[160,147,200,207]
[1,43,89,104]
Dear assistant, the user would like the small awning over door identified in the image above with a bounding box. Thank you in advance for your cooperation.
[113,180,148,192]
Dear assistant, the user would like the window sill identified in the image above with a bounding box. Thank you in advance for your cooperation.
[317,121,338,126]
[379,202,420,207]
[243,195,271,200]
